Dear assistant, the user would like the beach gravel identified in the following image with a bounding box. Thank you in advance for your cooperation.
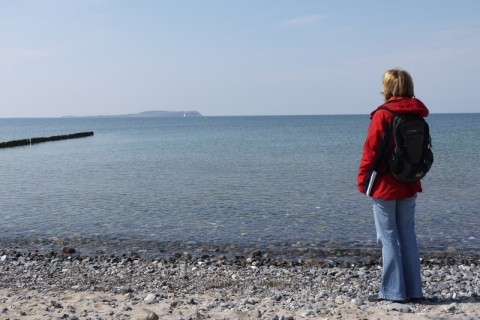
[0,248,479,319]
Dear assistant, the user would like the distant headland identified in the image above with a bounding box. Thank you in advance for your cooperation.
[63,111,202,118]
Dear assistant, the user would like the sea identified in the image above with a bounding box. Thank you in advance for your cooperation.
[0,114,479,258]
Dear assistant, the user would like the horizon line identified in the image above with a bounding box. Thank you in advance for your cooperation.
[0,111,478,119]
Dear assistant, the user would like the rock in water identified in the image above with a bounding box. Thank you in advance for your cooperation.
[62,247,76,254]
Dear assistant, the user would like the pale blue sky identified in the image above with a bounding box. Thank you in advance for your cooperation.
[1,0,479,117]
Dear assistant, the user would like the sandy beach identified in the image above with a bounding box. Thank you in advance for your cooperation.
[1,248,479,320]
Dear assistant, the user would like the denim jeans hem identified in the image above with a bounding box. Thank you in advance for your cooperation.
[379,294,407,301]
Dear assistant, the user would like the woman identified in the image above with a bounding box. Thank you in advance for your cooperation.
[358,69,427,302]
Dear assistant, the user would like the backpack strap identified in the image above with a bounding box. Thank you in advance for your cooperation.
[370,105,395,174]
[377,105,396,116]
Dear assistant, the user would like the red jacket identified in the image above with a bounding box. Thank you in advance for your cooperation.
[357,97,429,199]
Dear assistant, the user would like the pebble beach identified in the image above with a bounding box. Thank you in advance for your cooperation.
[1,247,479,320]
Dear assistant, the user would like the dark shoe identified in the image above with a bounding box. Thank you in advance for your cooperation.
[368,294,408,303]
[408,297,426,303]
[367,294,382,302]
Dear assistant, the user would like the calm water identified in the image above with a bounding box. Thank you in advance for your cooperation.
[0,114,479,256]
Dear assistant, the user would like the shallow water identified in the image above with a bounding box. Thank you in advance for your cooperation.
[0,114,478,255]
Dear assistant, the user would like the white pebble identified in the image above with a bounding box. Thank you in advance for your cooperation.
[144,293,156,304]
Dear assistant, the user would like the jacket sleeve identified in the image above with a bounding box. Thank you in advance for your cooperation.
[357,110,391,194]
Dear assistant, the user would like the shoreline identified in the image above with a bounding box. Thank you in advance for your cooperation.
[1,237,479,261]
[1,247,479,319]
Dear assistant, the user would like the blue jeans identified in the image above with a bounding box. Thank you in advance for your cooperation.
[373,195,423,301]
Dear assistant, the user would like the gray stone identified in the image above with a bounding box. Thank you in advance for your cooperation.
[334,295,345,304]
[444,302,458,312]
[351,298,364,306]
[387,303,412,313]
[137,309,159,320]
[161,307,173,314]
[145,311,160,320]
[301,309,315,317]
[144,293,156,304]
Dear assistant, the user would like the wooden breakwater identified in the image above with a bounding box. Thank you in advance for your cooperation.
[0,131,94,149]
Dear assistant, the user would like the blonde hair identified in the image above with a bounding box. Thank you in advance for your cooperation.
[382,69,415,100]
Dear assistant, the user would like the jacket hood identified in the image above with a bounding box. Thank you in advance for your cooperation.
[371,97,429,118]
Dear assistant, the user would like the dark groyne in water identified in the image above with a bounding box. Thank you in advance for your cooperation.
[0,131,94,149]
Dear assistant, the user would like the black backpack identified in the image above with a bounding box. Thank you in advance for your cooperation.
[380,107,433,182]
